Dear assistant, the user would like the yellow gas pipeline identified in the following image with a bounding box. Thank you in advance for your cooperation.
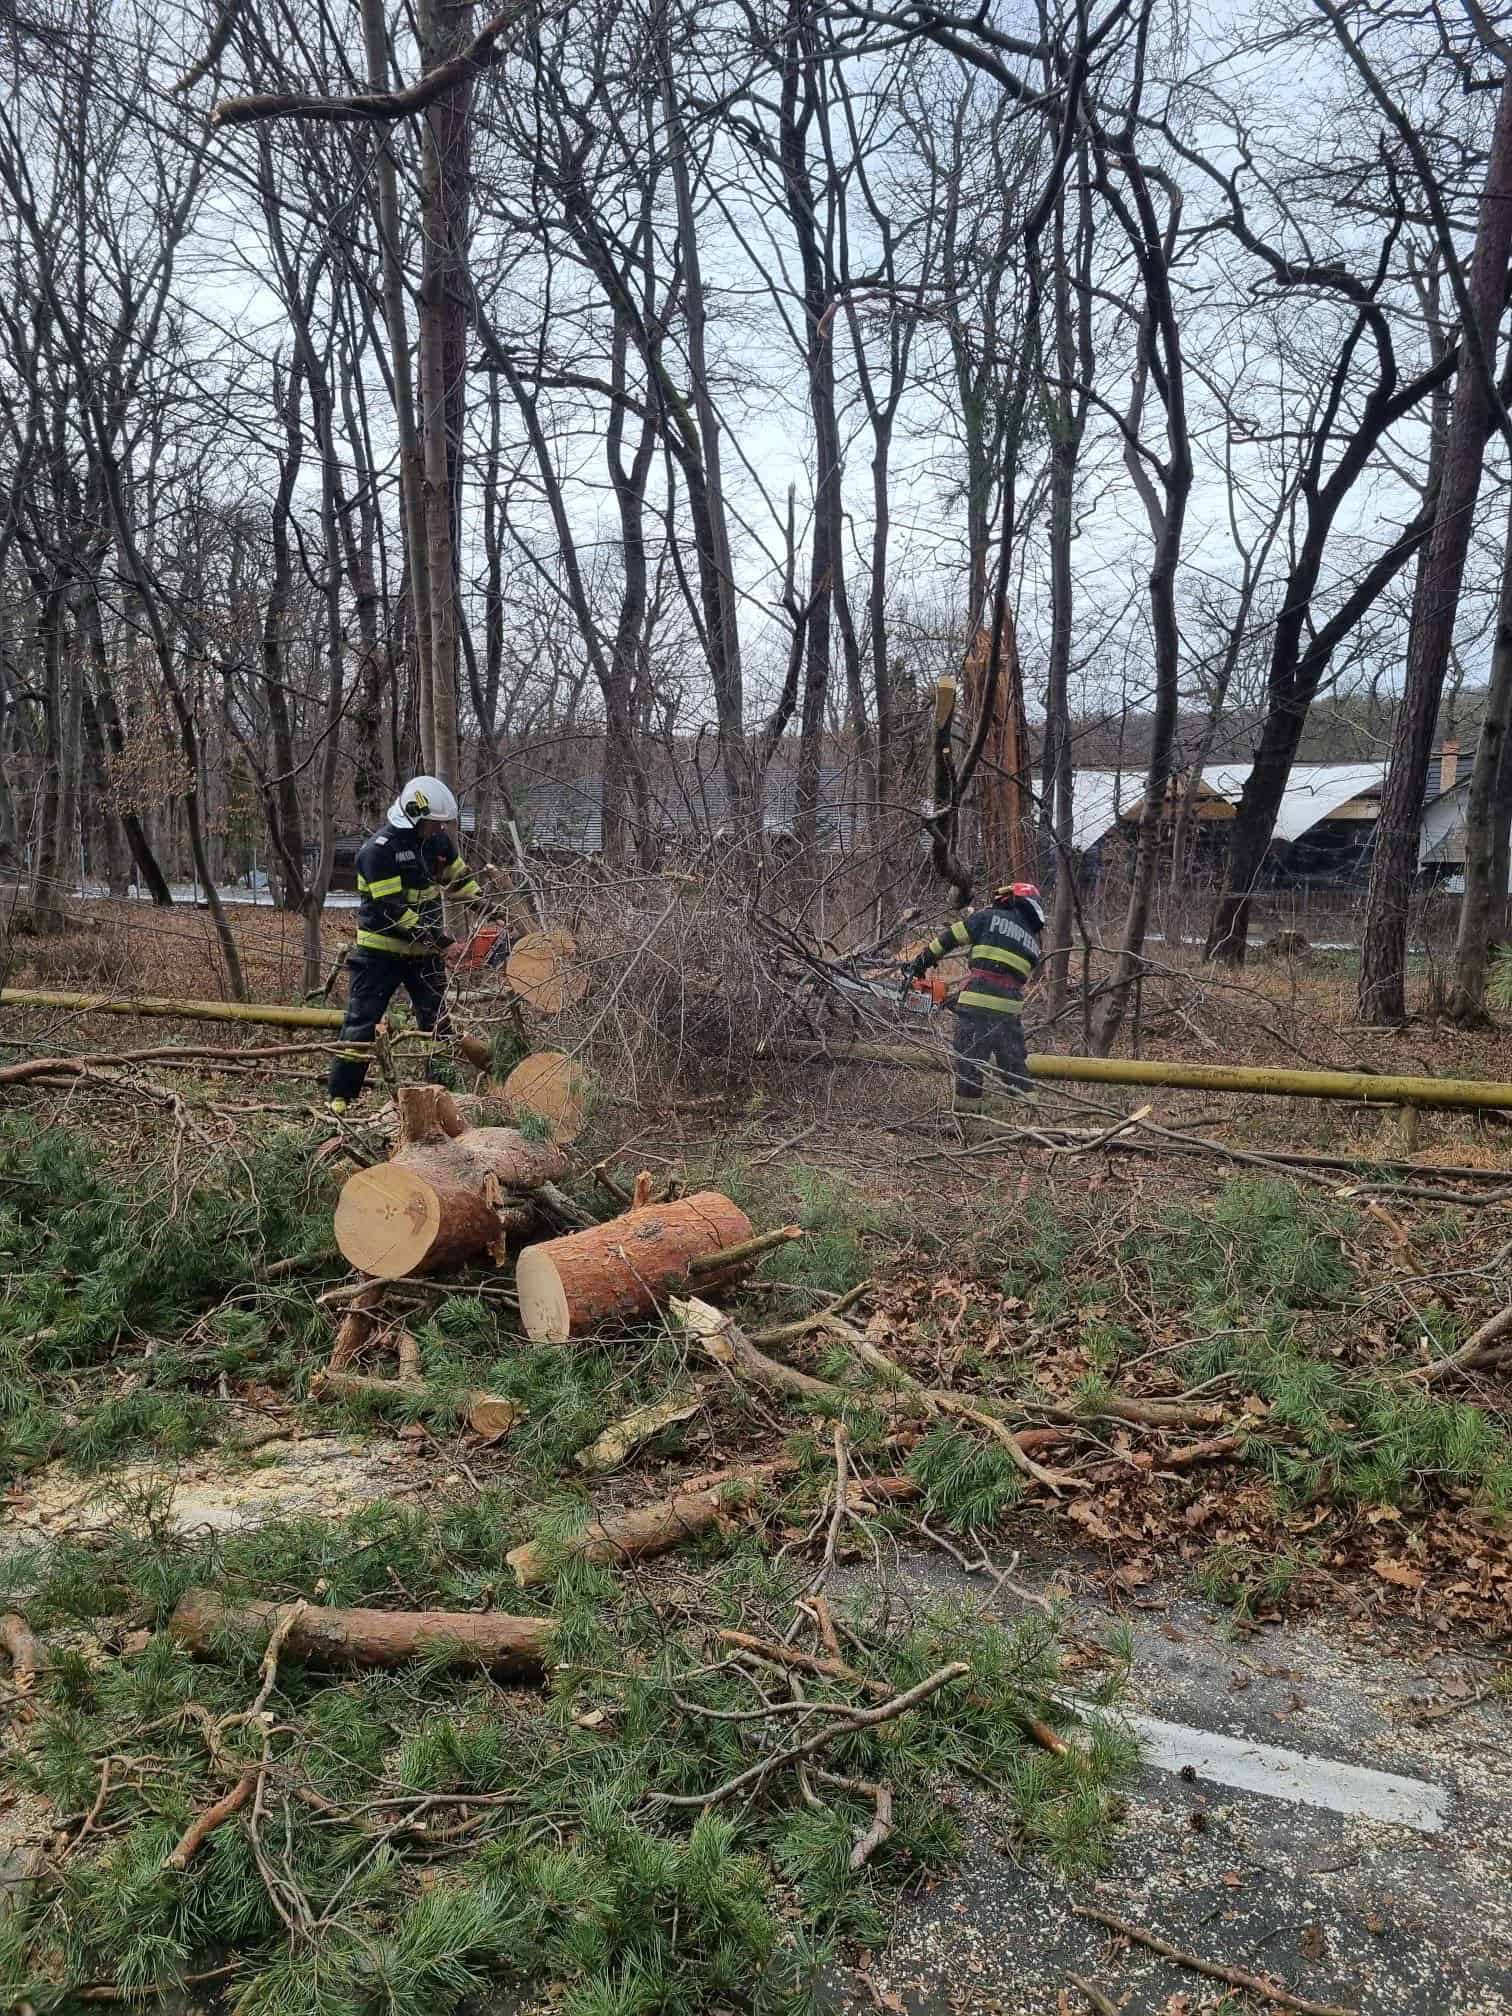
[1,987,348,1031]
[764,1040,1512,1111]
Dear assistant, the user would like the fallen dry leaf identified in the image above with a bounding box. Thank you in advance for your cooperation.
[1068,1500,1118,1542]
[1373,1553,1426,1592]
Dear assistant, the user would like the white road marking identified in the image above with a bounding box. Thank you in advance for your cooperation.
[1121,1710,1450,1834]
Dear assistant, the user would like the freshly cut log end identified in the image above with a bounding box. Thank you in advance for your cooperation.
[516,1190,755,1343]
[506,930,587,1014]
[334,1113,567,1279]
[334,1164,445,1279]
[503,1050,588,1143]
[517,1252,571,1346]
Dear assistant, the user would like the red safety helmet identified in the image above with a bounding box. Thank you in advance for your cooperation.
[995,880,1045,927]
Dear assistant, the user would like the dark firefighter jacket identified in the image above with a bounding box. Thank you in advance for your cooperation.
[354,821,482,956]
[911,895,1042,1015]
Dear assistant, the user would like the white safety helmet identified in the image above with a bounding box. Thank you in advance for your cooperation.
[388,775,460,828]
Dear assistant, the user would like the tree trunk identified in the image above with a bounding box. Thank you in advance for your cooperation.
[85,645,174,904]
[334,1086,566,1278]
[26,585,67,931]
[341,353,388,830]
[1040,165,1093,1012]
[655,7,750,842]
[515,1190,756,1343]
[360,0,437,773]
[1448,479,1512,1019]
[1491,729,1512,946]
[1359,69,1512,1021]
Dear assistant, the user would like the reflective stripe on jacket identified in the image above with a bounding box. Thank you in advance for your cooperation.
[354,821,482,955]
[915,898,1042,1016]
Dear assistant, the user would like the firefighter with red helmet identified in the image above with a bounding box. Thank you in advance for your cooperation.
[906,882,1045,1118]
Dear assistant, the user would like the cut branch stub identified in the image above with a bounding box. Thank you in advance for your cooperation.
[515,1191,755,1343]
[502,1050,588,1142]
[334,1087,565,1279]
[505,930,587,1014]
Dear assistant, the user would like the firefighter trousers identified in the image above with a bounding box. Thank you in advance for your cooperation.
[952,1008,1030,1103]
[327,949,451,1104]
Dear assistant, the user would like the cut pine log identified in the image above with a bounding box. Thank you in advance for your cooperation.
[309,1368,524,1439]
[506,1471,768,1588]
[574,1393,702,1473]
[502,1050,588,1143]
[169,1589,553,1680]
[334,1085,565,1279]
[515,1191,758,1343]
[505,930,587,1014]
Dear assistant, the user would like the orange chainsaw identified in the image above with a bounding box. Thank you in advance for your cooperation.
[819,962,952,1017]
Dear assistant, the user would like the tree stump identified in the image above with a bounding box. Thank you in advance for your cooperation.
[334,1085,566,1279]
[515,1190,756,1342]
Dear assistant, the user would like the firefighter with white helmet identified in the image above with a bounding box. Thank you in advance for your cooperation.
[327,777,485,1112]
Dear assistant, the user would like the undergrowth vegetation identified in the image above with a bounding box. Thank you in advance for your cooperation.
[963,1172,1512,1517]
[0,1491,1134,2016]
[0,1117,342,1479]
[4,1104,1510,2009]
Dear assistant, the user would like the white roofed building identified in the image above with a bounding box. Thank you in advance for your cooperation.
[1064,745,1498,889]
[1065,762,1387,882]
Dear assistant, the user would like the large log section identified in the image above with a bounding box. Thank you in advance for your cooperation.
[170,1589,554,1680]
[334,1085,564,1278]
[515,1191,758,1343]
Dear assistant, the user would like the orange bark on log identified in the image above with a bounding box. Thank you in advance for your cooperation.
[169,1589,553,1679]
[1,1612,41,1717]
[515,1191,756,1342]
[334,1085,564,1278]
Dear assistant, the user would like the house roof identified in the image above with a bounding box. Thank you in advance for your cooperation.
[1069,763,1387,852]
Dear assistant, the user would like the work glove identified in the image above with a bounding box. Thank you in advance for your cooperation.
[414,923,454,954]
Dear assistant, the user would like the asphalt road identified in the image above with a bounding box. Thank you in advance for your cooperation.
[834,1552,1510,2016]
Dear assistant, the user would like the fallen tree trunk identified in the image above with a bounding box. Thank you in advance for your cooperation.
[335,1085,564,1278]
[515,1191,762,1343]
[169,1589,553,1680]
